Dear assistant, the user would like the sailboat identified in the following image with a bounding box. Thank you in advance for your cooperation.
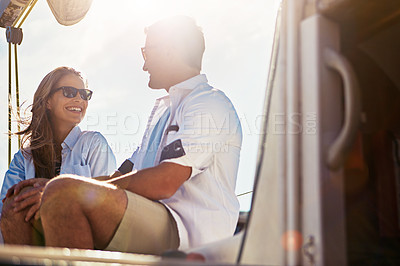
[1,0,400,265]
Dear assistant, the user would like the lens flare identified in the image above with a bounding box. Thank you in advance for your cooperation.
[281,230,303,251]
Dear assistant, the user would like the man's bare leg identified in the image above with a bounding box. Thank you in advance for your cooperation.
[40,175,127,249]
[1,187,43,245]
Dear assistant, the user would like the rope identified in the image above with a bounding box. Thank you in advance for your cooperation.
[237,191,253,197]
[14,44,21,148]
[11,0,33,27]
[16,0,38,29]
[8,43,12,166]
[6,0,38,165]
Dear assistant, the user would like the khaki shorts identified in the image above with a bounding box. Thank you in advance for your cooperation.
[105,190,179,255]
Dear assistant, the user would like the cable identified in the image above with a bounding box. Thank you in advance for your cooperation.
[16,0,38,29]
[14,44,21,147]
[236,191,253,197]
[8,43,12,165]
[6,0,38,164]
[11,0,33,27]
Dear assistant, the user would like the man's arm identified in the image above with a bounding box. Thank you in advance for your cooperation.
[93,170,123,181]
[106,162,192,200]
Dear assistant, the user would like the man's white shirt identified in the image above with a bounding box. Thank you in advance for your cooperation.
[128,74,242,249]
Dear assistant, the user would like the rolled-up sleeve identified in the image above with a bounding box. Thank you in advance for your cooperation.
[160,91,242,179]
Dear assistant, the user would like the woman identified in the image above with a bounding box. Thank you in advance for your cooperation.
[0,66,116,245]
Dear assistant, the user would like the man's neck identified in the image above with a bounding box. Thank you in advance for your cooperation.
[165,69,200,92]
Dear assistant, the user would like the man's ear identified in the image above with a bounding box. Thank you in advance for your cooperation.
[168,46,186,66]
[164,46,174,60]
[165,43,179,59]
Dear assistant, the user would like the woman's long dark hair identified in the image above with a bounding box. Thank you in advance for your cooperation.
[17,67,84,178]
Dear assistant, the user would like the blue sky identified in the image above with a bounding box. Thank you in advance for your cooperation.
[0,0,280,211]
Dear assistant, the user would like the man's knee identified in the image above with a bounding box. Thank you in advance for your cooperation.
[41,176,114,217]
[42,175,92,204]
[41,176,80,213]
[42,175,106,198]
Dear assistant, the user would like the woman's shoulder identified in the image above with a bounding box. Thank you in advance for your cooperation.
[14,147,32,161]
[78,130,109,146]
[13,149,26,161]
[8,148,32,170]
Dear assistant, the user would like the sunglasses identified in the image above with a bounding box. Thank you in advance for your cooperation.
[141,47,147,61]
[51,86,93,101]
[141,46,157,61]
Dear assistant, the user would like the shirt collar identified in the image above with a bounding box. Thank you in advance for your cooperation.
[62,126,81,151]
[168,74,208,106]
[153,74,208,111]
[170,74,208,92]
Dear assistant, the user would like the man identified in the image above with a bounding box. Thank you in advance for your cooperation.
[40,15,242,255]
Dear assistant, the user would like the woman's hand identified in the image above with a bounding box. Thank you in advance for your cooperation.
[11,178,49,222]
[3,184,17,202]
